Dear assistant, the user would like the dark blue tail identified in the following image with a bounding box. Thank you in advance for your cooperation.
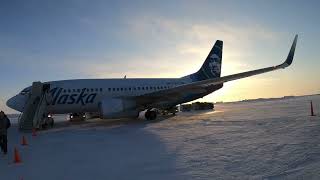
[188,40,223,82]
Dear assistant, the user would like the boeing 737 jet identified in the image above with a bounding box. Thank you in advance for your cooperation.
[7,35,298,120]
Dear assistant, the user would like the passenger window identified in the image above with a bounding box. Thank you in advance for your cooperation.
[120,88,123,91]
[20,87,31,95]
[138,87,140,90]
[124,88,127,91]
[129,87,131,91]
[108,88,111,91]
[142,87,145,90]
[146,87,148,90]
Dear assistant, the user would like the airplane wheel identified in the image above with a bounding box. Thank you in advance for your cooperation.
[50,119,54,127]
[146,110,157,120]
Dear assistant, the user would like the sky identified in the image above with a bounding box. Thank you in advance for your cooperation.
[0,0,319,113]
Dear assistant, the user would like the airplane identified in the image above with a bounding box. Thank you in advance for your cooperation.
[6,35,298,121]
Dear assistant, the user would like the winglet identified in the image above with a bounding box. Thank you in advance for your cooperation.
[280,34,298,68]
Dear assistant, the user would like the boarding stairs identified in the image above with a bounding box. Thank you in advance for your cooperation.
[18,81,52,131]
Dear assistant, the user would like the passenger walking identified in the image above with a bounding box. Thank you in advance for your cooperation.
[0,111,11,154]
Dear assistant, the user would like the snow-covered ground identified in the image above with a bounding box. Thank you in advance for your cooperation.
[1,95,320,180]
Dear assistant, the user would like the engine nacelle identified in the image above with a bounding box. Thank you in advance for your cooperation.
[138,109,157,120]
[99,98,137,119]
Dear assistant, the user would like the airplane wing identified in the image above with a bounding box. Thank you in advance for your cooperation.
[132,35,298,107]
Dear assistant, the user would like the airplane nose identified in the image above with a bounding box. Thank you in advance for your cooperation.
[6,95,26,112]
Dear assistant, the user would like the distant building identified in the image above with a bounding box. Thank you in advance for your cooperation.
[180,102,214,112]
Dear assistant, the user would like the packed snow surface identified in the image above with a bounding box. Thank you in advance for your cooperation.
[1,95,320,180]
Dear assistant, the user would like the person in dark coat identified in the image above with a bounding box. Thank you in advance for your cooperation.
[0,111,11,154]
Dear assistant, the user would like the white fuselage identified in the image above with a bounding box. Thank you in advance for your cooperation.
[35,78,189,114]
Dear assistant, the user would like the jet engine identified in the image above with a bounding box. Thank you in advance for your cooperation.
[138,109,157,120]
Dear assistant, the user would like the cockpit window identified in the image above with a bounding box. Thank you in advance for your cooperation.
[20,87,31,95]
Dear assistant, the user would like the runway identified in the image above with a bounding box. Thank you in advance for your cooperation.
[1,95,320,180]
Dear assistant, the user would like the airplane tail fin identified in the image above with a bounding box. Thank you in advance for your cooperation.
[184,40,223,82]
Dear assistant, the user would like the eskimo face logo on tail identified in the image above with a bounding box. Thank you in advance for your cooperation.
[49,88,97,106]
[208,54,221,76]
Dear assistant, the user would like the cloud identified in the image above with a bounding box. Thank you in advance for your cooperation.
[126,16,279,43]
[79,16,281,78]
[55,15,281,78]
[1,14,282,80]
